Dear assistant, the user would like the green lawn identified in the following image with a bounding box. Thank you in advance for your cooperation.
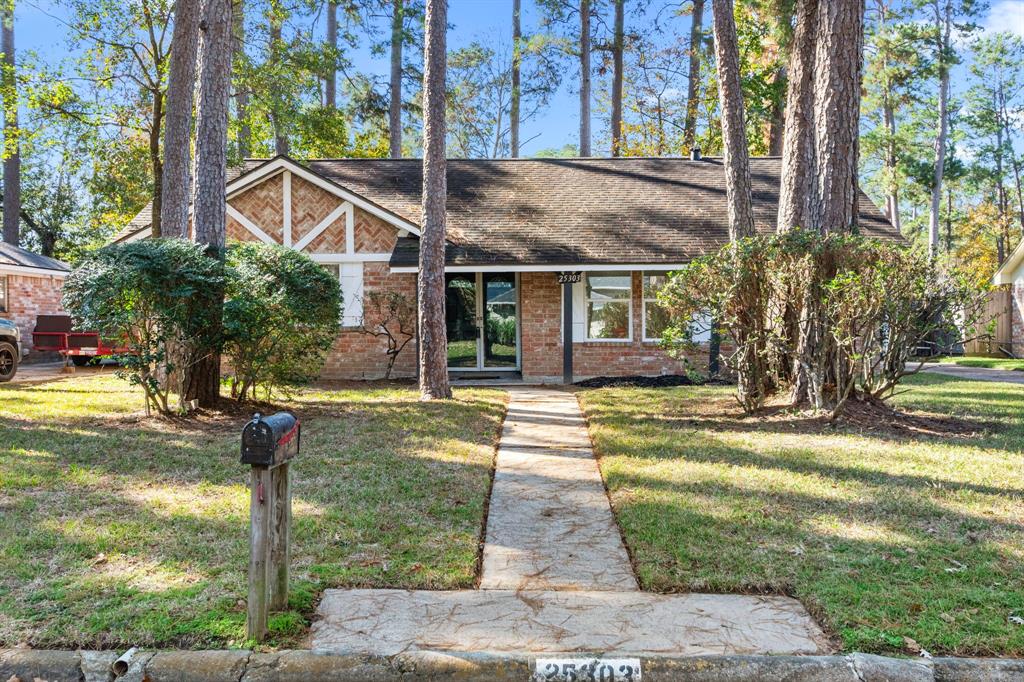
[0,375,506,649]
[939,357,1024,371]
[579,373,1024,656]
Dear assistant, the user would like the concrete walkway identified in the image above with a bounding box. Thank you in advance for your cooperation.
[918,363,1024,385]
[312,387,829,657]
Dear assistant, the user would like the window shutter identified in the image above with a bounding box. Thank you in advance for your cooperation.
[340,262,364,327]
[572,280,586,342]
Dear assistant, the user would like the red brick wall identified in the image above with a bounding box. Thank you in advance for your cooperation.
[321,262,417,380]
[3,273,67,352]
[519,271,704,382]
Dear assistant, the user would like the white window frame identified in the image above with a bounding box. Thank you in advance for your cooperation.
[583,271,633,342]
[642,271,671,342]
[0,275,6,313]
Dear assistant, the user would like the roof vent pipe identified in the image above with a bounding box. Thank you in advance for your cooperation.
[690,147,702,161]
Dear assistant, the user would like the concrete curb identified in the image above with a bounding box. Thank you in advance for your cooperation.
[2,649,1023,681]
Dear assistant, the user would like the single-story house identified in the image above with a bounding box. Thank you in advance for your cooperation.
[0,242,71,352]
[114,155,899,383]
[993,241,1024,356]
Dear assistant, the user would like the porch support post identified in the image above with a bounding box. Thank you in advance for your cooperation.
[562,280,573,384]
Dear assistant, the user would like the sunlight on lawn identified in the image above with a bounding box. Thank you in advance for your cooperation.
[579,373,1024,656]
[0,375,506,649]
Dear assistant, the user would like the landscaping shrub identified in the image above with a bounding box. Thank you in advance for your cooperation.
[486,312,517,346]
[659,230,984,417]
[62,239,225,415]
[223,242,341,400]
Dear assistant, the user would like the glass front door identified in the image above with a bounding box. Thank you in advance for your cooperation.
[445,273,519,371]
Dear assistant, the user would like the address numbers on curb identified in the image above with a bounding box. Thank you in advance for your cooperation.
[534,658,642,682]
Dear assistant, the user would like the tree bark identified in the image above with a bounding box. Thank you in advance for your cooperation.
[928,0,950,256]
[325,0,337,108]
[161,0,202,240]
[418,0,451,400]
[683,0,704,153]
[269,11,289,155]
[767,66,786,156]
[711,0,755,240]
[811,0,864,233]
[579,0,591,156]
[610,0,624,156]
[190,0,233,408]
[150,94,164,238]
[233,0,250,158]
[389,0,404,158]
[1,1,19,247]
[510,0,521,157]
[777,0,818,232]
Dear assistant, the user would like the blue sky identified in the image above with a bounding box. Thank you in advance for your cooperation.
[14,0,1024,157]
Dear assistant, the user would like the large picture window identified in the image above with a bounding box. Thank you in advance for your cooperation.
[585,272,631,340]
[642,272,671,341]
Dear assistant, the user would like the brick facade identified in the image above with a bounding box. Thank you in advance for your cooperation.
[226,170,416,380]
[223,166,709,383]
[2,273,67,352]
[519,271,703,383]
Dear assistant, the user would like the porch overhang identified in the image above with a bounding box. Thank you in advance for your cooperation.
[389,262,690,274]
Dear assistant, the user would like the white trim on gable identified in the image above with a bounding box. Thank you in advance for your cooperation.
[282,171,292,247]
[995,239,1024,285]
[293,202,351,252]
[226,205,276,244]
[225,156,421,237]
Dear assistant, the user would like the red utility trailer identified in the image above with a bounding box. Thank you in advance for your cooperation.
[32,315,128,366]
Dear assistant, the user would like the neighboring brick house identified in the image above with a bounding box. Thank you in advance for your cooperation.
[994,241,1024,357]
[115,155,900,383]
[0,243,70,353]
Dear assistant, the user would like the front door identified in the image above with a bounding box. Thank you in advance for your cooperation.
[445,273,519,371]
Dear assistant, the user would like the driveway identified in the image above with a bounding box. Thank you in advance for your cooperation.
[8,360,111,384]
[917,363,1024,385]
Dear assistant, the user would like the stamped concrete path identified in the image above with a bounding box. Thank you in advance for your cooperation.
[312,387,828,657]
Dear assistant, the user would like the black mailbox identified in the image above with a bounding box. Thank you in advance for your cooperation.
[241,412,300,467]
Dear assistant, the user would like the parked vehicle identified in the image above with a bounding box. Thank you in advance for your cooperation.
[0,317,24,382]
[31,315,128,366]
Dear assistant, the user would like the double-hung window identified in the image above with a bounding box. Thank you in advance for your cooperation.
[642,272,671,341]
[584,272,632,340]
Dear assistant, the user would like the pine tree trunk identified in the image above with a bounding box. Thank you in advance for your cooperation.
[777,0,818,232]
[270,13,288,155]
[683,0,704,153]
[510,0,521,158]
[233,0,250,158]
[418,0,451,400]
[150,95,164,238]
[325,0,337,108]
[712,0,755,240]
[811,0,864,233]
[928,0,950,256]
[883,100,901,231]
[389,0,404,159]
[767,66,785,156]
[189,0,233,408]
[610,0,624,156]
[579,0,591,156]
[162,0,202,239]
[1,2,19,247]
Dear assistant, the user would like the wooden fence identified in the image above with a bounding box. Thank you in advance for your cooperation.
[963,287,1013,356]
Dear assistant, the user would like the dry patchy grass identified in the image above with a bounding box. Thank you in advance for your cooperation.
[0,375,506,649]
[579,373,1024,656]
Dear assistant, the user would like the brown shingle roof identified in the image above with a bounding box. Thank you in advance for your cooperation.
[0,242,70,272]
[118,156,901,266]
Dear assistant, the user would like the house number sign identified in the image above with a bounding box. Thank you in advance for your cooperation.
[557,271,583,284]
[534,658,642,682]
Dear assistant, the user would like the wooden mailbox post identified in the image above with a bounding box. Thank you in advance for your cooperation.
[241,412,300,641]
